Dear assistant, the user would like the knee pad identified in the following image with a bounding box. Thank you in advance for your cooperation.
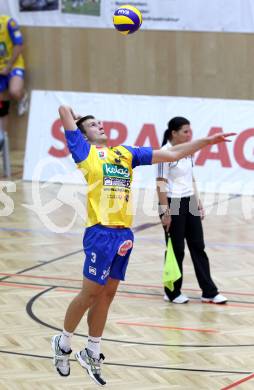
[0,100,10,117]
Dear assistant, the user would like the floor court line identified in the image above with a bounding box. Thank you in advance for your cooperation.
[0,349,250,375]
[1,280,253,309]
[0,281,46,290]
[221,373,254,389]
[56,288,254,307]
[0,249,83,282]
[116,321,219,333]
[25,287,254,349]
[0,273,253,298]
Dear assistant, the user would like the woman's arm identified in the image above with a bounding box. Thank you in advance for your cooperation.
[193,175,205,220]
[152,133,235,164]
[156,178,169,213]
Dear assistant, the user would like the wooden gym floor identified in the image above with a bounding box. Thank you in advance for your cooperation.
[0,152,254,389]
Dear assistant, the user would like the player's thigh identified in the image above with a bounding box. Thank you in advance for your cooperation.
[102,277,120,299]
[109,230,134,281]
[9,75,24,98]
[92,278,120,307]
[80,276,104,300]
[83,226,116,285]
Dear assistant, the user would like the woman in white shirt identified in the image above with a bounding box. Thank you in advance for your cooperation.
[156,117,227,304]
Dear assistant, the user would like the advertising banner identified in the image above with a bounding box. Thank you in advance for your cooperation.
[1,0,254,33]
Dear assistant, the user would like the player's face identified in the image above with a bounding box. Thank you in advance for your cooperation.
[172,124,192,144]
[83,118,108,145]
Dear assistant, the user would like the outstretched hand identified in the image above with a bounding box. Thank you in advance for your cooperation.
[207,132,236,145]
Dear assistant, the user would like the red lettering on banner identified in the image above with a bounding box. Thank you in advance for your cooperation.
[234,128,254,170]
[195,127,232,167]
[103,121,127,147]
[134,124,160,149]
[48,119,69,158]
[48,121,253,172]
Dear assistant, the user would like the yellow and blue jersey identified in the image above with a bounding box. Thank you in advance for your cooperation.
[65,129,153,227]
[0,15,25,72]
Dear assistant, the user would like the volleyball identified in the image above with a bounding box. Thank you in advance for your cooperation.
[113,5,142,35]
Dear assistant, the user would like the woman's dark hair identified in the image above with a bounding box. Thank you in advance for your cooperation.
[161,116,190,146]
[76,115,95,134]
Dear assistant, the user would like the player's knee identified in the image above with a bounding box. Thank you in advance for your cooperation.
[0,100,10,117]
[9,87,23,101]
[101,287,117,304]
[80,287,101,305]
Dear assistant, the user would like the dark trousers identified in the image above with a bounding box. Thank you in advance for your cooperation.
[163,196,218,301]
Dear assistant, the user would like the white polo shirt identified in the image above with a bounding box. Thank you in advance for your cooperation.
[157,142,194,198]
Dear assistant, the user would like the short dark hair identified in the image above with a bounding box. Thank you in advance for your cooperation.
[76,115,95,134]
[161,116,190,146]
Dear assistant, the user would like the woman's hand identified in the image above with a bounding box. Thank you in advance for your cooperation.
[198,200,205,220]
[161,211,172,232]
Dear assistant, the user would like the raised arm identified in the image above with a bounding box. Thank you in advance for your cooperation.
[58,105,80,131]
[59,105,91,163]
[152,132,235,164]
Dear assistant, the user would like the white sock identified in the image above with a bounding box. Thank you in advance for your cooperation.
[87,335,101,360]
[59,329,73,352]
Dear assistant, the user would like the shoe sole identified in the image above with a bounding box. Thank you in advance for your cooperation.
[201,299,227,304]
[75,351,106,386]
[172,298,189,304]
[51,336,70,377]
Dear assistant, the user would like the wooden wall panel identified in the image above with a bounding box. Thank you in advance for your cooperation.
[8,26,254,150]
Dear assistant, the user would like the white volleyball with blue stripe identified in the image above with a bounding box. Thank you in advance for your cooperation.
[113,5,142,35]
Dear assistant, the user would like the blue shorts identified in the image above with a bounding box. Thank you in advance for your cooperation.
[0,68,25,92]
[83,224,134,285]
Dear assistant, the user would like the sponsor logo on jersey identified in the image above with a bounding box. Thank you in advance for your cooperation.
[103,164,130,178]
[89,266,97,276]
[103,177,130,188]
[117,240,133,256]
[98,150,106,159]
[14,31,22,38]
[101,267,110,280]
